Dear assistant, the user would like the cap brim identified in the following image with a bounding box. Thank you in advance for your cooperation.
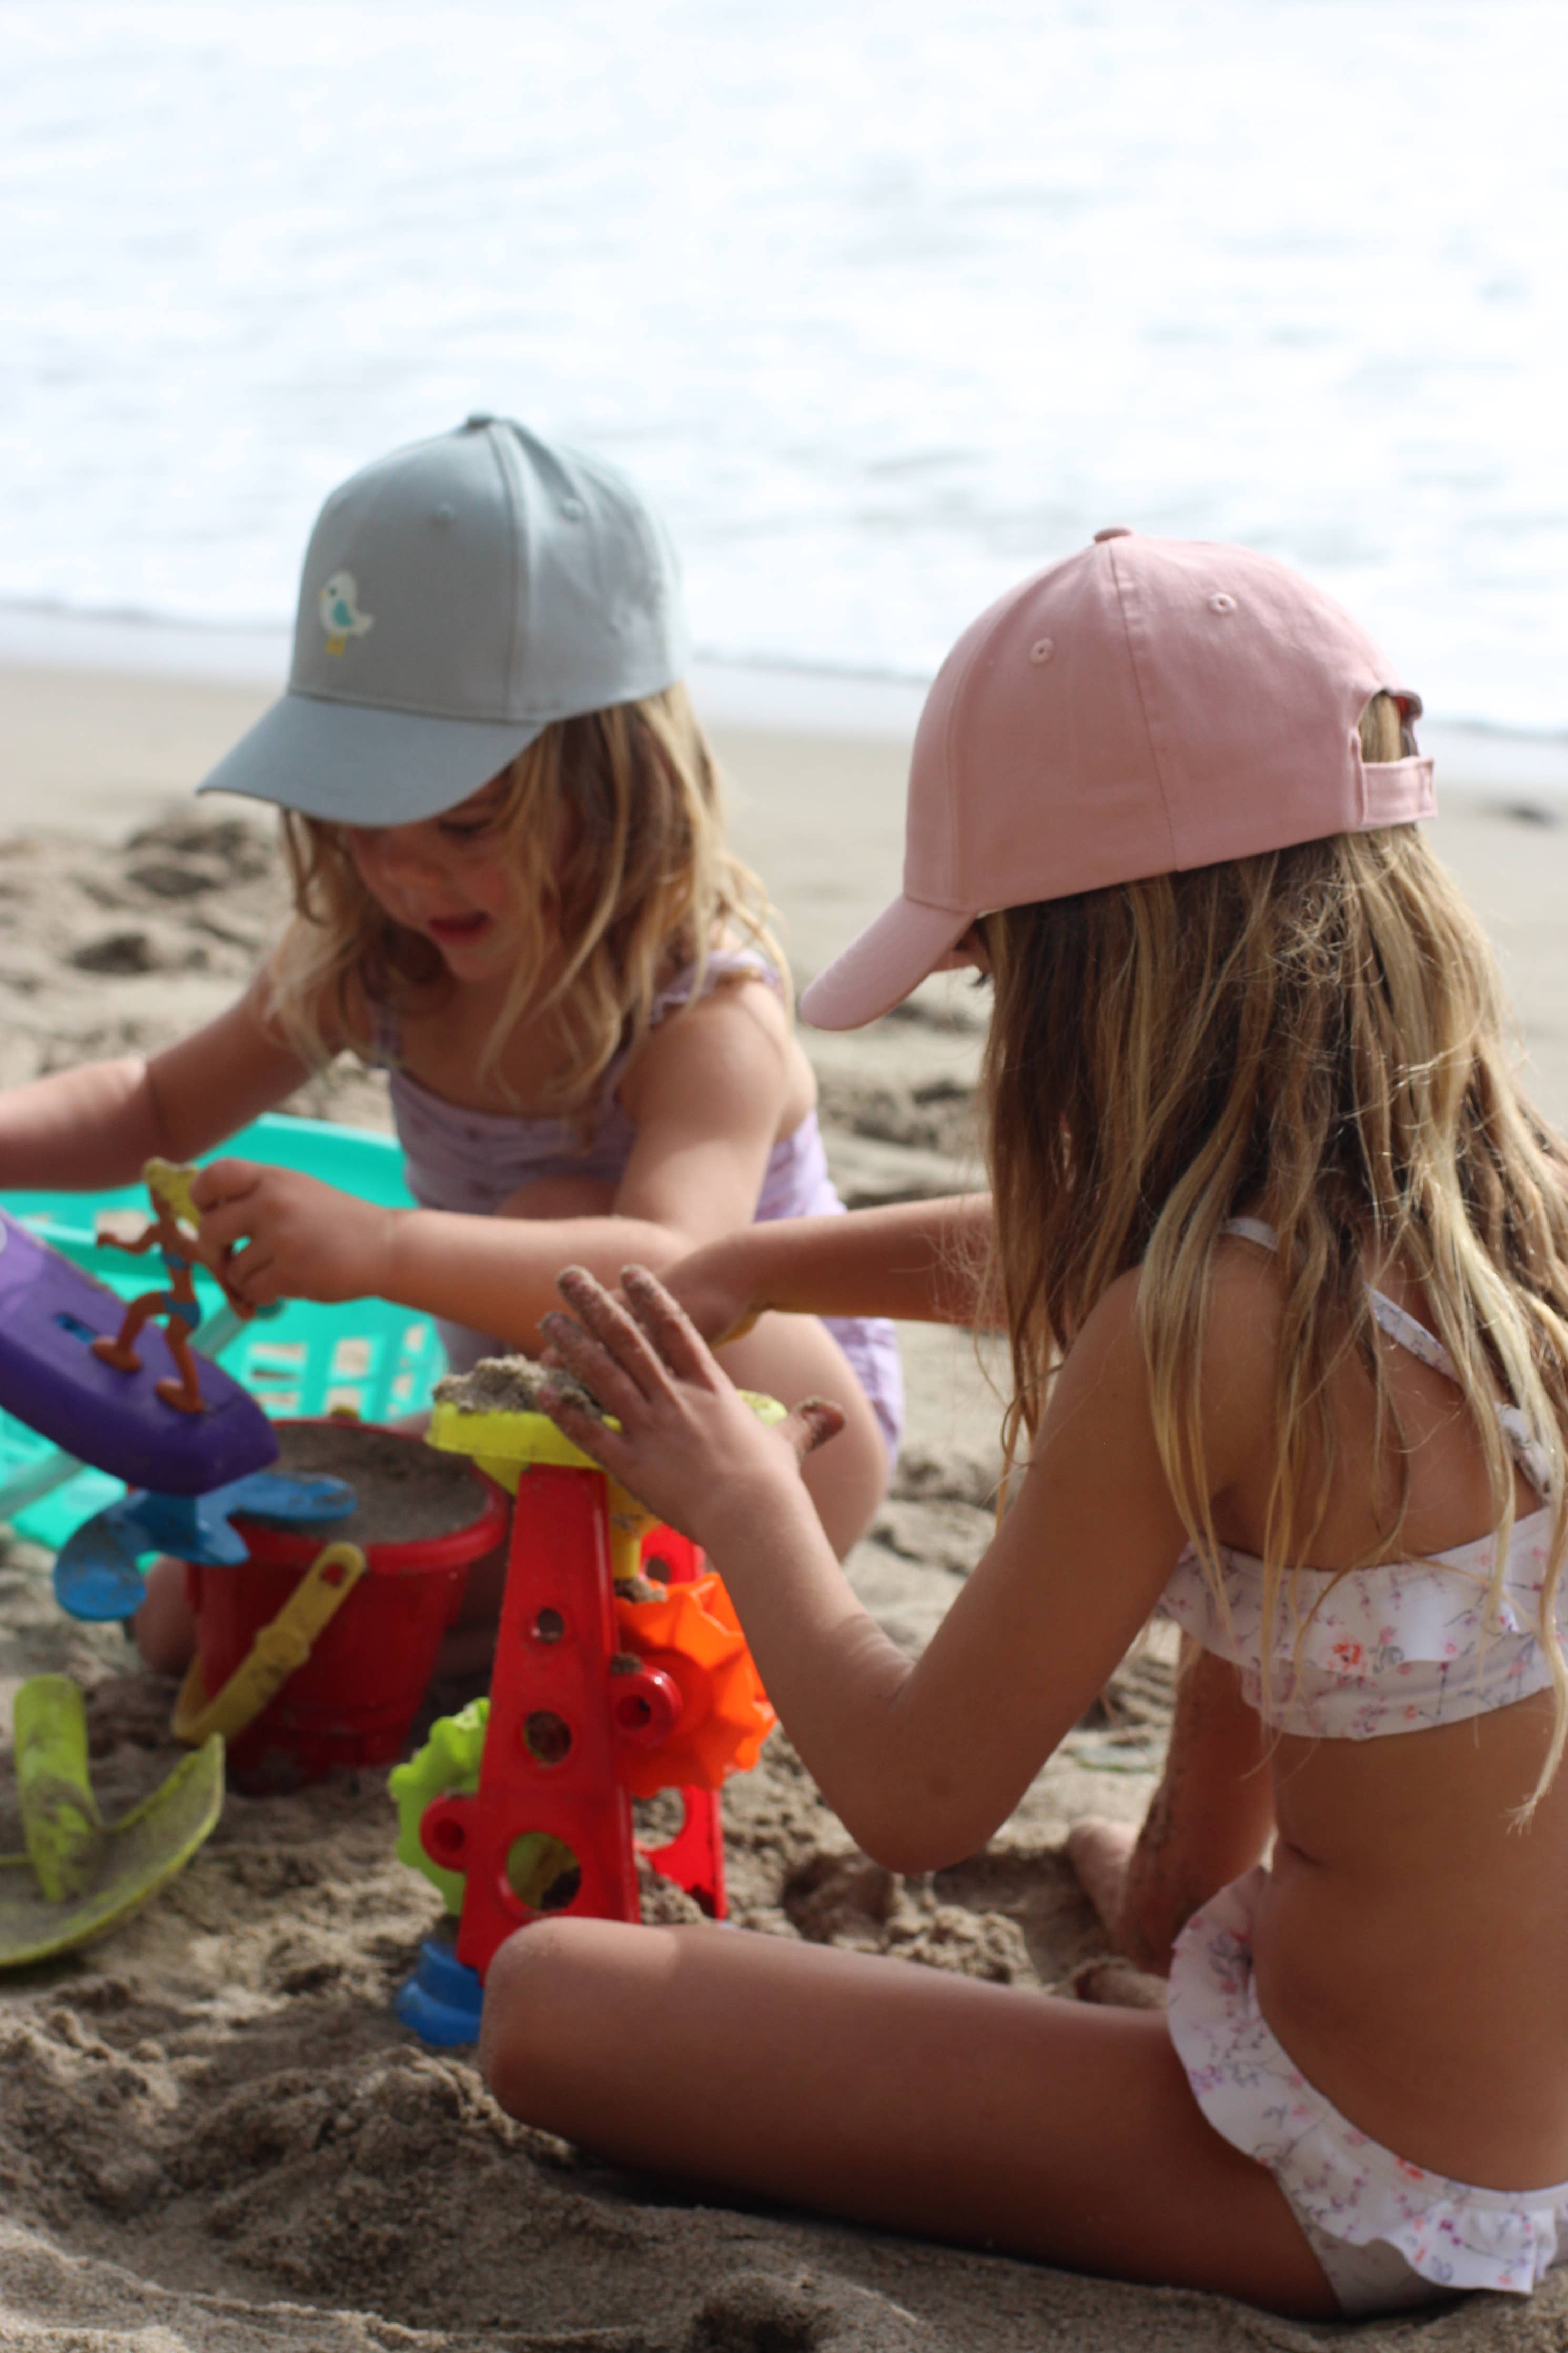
[799,896,978,1030]
[194,689,548,825]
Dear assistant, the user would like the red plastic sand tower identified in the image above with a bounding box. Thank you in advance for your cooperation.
[393,1399,775,1994]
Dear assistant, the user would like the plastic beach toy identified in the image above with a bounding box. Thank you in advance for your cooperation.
[53,1466,356,1622]
[0,1675,224,1968]
[0,1203,275,1496]
[0,1112,446,1551]
[175,1424,509,1789]
[391,1385,777,2044]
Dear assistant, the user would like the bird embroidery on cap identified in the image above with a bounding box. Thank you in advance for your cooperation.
[319,571,375,656]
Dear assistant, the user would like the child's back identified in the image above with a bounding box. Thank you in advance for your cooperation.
[1182,1229,1568,2191]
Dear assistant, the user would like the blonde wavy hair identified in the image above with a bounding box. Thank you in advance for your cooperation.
[267,684,781,1119]
[979,697,1568,1804]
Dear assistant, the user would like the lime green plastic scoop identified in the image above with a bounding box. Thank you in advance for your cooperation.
[0,1675,224,1967]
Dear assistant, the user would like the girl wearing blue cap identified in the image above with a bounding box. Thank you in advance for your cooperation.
[0,419,901,1666]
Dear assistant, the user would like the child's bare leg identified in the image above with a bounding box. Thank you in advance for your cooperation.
[131,1555,196,1675]
[1069,1645,1275,1973]
[480,1917,1336,2318]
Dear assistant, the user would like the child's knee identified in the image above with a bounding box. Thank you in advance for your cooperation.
[480,1919,601,2116]
[130,1555,196,1677]
[479,1917,677,2124]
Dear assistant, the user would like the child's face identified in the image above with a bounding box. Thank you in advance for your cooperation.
[342,775,524,977]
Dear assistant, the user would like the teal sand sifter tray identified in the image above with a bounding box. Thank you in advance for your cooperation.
[0,1113,442,1549]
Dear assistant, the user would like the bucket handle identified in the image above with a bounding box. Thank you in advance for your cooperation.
[171,1541,368,1748]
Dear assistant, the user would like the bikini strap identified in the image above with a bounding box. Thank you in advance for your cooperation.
[1218,1219,1553,1494]
[1222,1218,1457,1370]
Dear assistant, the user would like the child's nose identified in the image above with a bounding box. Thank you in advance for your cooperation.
[376,827,447,887]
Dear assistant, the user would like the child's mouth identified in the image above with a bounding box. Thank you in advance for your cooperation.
[427,911,491,945]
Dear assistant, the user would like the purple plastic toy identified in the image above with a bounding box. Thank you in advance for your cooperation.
[0,1210,277,1497]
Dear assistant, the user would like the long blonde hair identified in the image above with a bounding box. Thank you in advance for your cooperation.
[267,683,781,1116]
[980,700,1568,1801]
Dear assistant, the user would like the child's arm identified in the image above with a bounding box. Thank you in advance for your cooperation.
[662,1196,999,1344]
[191,982,815,1347]
[0,977,315,1190]
[538,1253,1272,1875]
[1075,1644,1276,1974]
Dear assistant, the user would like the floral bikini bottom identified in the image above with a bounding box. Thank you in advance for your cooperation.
[1167,1868,1568,2315]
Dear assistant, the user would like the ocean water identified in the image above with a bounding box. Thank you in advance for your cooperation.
[2,0,1565,729]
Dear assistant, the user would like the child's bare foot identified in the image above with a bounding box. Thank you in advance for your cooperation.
[1066,1954,1168,2010]
[1065,1816,1139,1937]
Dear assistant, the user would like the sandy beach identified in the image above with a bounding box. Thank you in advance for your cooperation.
[3,652,1567,2352]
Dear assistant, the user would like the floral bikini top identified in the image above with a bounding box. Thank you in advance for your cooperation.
[1156,1219,1562,1742]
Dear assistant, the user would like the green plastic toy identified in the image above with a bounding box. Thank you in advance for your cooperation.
[0,1675,224,1966]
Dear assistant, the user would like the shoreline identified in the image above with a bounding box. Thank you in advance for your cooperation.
[4,599,1567,801]
[7,644,1568,1125]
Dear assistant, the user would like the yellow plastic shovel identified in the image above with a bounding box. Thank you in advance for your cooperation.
[0,1675,224,1967]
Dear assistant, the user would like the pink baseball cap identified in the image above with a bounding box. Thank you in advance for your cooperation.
[800,530,1434,1030]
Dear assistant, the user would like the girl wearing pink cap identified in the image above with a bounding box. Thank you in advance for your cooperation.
[482,534,1568,2319]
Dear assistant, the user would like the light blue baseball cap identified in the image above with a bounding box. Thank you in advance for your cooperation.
[196,415,690,825]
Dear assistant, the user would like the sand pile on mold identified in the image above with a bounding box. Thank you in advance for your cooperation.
[1,808,1538,2350]
[434,1354,604,1421]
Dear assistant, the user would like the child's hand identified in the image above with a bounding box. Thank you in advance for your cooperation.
[537,1263,843,1545]
[658,1234,768,1346]
[189,1160,397,1309]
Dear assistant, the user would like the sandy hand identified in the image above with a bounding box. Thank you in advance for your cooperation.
[535,1263,842,1541]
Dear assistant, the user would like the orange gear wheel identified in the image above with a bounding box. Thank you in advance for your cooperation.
[613,1571,774,1799]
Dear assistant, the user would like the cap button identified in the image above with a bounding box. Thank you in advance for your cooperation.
[463,411,497,431]
[1093,526,1133,542]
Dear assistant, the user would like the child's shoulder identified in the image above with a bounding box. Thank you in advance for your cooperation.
[1064,1238,1285,1479]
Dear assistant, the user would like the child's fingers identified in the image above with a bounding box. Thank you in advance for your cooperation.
[535,1383,629,1477]
[780,1396,846,1462]
[189,1158,260,1211]
[536,1311,650,1428]
[619,1264,723,1384]
[554,1266,673,1398]
[222,1241,279,1306]
[193,1195,262,1256]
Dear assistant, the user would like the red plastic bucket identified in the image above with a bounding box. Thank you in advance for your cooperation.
[184,1420,508,1789]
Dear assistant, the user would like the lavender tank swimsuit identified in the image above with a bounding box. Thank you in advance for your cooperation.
[377,956,904,1466]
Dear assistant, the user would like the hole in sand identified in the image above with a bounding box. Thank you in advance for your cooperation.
[523,1708,572,1766]
[504,1831,581,1912]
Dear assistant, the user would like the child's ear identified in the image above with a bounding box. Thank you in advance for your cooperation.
[949,923,993,977]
